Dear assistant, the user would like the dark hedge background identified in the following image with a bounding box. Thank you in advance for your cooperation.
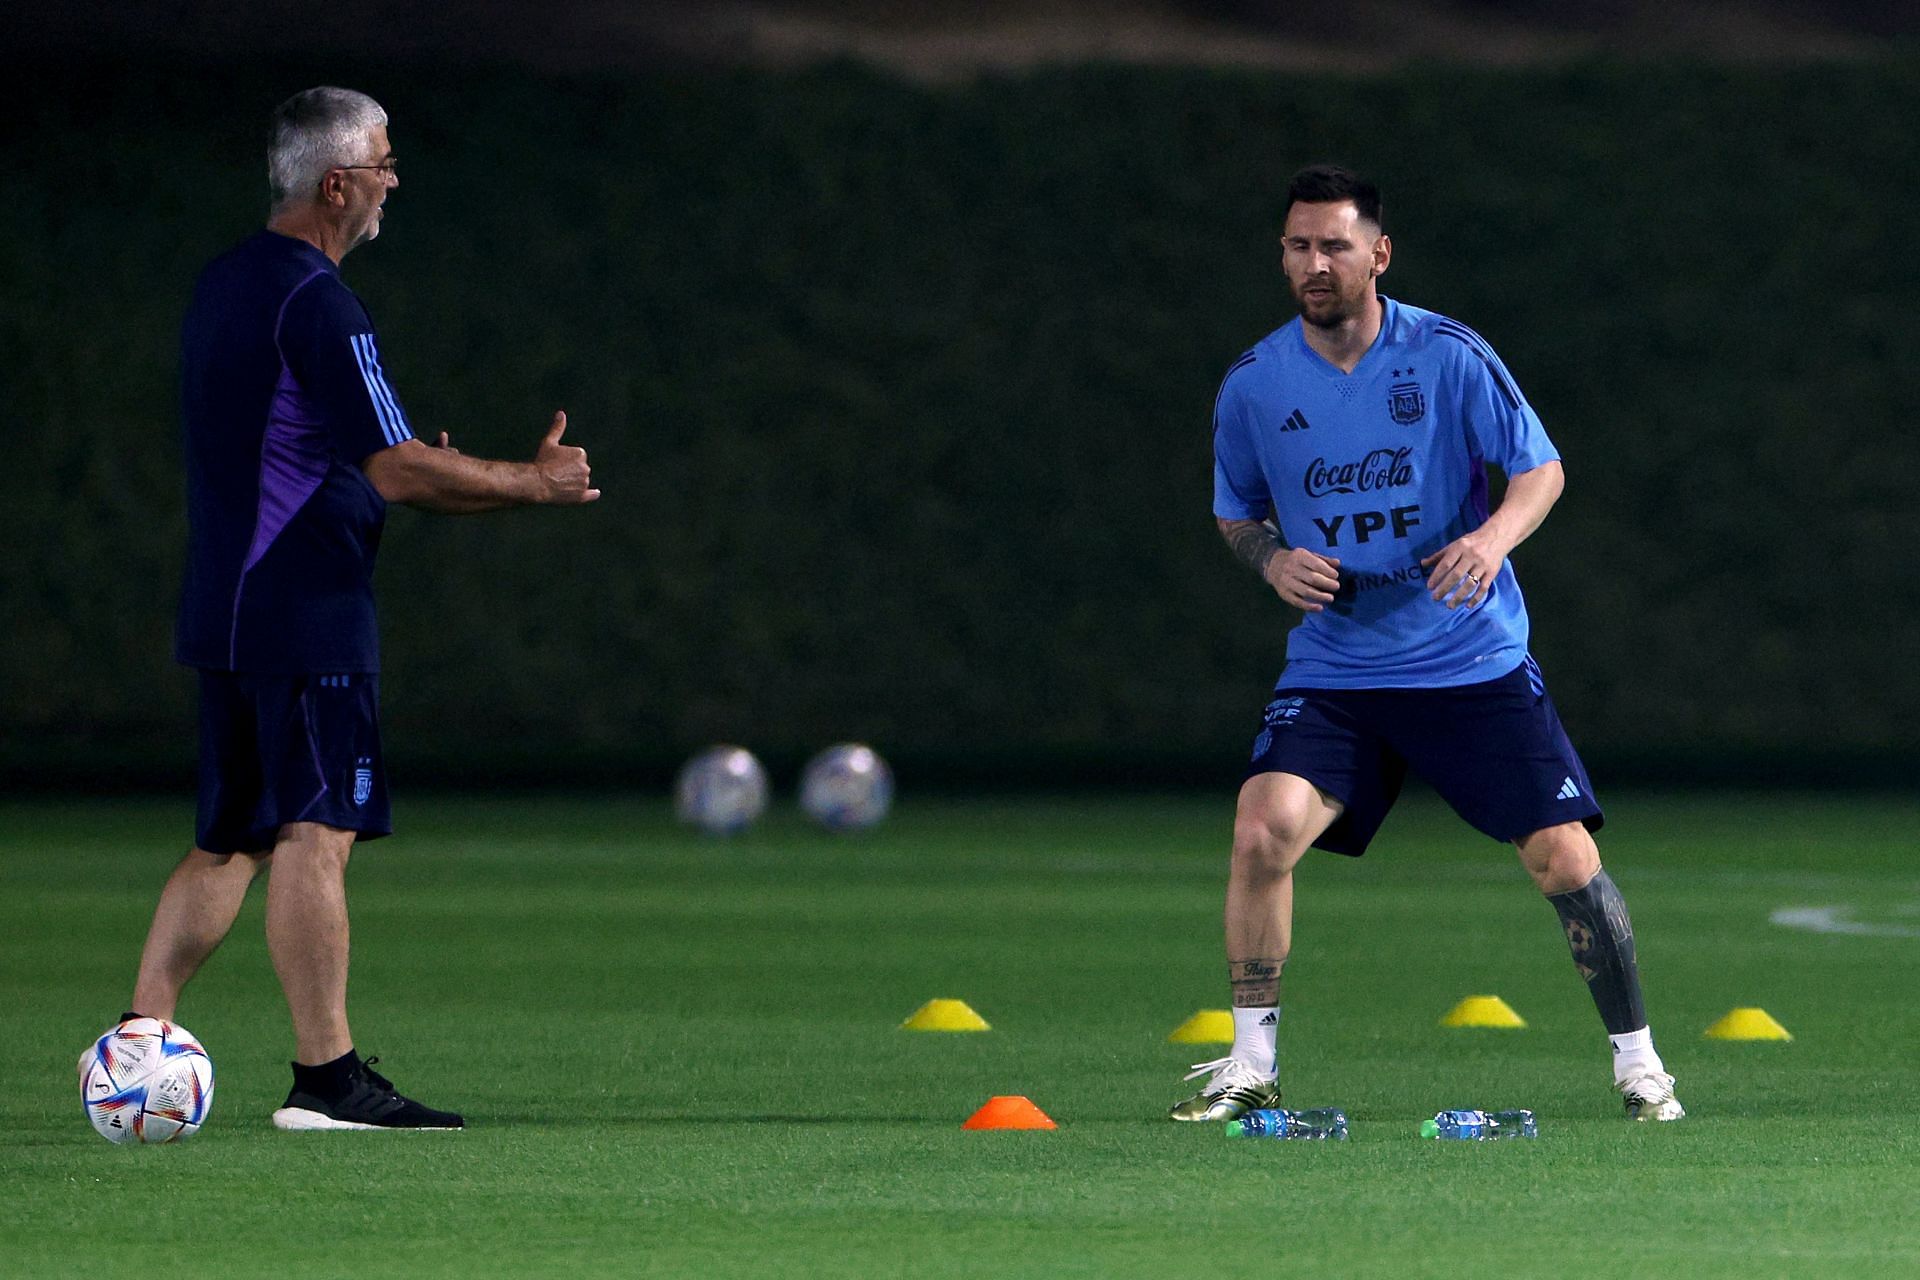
[4,58,1916,787]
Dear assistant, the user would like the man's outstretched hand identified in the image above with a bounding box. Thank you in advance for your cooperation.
[534,411,600,504]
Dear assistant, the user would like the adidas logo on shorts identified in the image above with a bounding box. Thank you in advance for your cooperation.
[1556,777,1582,801]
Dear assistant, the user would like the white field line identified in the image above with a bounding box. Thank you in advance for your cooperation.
[1770,905,1920,938]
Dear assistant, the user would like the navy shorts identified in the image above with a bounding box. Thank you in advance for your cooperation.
[1244,656,1602,857]
[195,671,391,855]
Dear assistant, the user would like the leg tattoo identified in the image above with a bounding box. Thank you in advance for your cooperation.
[1548,868,1648,1035]
[1229,957,1283,1008]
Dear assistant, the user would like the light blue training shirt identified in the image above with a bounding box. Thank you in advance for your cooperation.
[1212,296,1561,689]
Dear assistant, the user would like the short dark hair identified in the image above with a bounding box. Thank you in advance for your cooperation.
[1284,165,1383,231]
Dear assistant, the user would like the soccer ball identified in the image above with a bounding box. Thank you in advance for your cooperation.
[675,745,770,834]
[78,1018,215,1144]
[799,743,894,832]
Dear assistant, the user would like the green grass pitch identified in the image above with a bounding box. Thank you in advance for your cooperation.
[5,791,1918,1277]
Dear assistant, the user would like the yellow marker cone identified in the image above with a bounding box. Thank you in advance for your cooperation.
[1704,1007,1792,1041]
[1167,1010,1236,1044]
[900,999,991,1032]
[1440,995,1527,1028]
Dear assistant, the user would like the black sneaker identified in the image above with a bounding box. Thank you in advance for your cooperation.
[272,1055,464,1131]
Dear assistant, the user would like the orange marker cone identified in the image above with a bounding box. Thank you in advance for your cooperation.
[962,1096,1058,1130]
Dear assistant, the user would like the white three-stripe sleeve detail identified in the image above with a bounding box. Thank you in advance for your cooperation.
[349,335,401,445]
[361,334,411,444]
[351,334,410,445]
[361,335,413,443]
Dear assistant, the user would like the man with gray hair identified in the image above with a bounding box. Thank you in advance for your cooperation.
[104,86,600,1130]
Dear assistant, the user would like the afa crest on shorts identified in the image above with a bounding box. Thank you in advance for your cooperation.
[1252,697,1307,761]
[1388,380,1426,425]
[352,757,373,807]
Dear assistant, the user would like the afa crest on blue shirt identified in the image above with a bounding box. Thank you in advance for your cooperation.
[1388,380,1426,425]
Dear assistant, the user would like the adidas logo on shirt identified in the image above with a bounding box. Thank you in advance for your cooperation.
[1280,409,1310,432]
[1556,777,1582,801]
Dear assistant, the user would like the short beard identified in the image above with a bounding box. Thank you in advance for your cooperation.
[1295,288,1364,330]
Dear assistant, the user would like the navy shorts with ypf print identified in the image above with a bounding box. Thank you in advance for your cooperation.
[1244,655,1602,857]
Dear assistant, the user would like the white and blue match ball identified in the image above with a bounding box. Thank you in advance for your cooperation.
[78,1018,215,1144]
[799,743,894,832]
[674,745,771,834]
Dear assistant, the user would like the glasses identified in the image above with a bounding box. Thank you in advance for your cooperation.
[335,160,398,175]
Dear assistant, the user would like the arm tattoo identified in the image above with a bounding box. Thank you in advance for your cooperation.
[1219,519,1282,578]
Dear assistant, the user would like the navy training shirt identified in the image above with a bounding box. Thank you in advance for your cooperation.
[175,230,414,673]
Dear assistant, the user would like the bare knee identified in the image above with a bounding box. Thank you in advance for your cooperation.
[271,824,355,876]
[179,847,270,885]
[194,846,270,871]
[1515,822,1600,895]
[1231,783,1329,882]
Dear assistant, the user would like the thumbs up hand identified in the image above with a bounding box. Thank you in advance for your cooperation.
[534,411,600,504]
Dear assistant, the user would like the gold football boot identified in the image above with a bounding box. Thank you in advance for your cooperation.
[1617,1070,1686,1122]
[1168,1056,1282,1122]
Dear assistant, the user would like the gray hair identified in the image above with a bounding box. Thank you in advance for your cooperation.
[267,87,388,205]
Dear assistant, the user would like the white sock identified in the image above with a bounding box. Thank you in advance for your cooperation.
[1609,1026,1663,1083]
[1231,1006,1279,1078]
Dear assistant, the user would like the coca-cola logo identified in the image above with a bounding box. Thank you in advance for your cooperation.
[1303,447,1415,498]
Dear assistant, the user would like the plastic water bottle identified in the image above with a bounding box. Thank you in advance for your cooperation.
[1224,1108,1349,1140]
[1420,1109,1538,1140]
